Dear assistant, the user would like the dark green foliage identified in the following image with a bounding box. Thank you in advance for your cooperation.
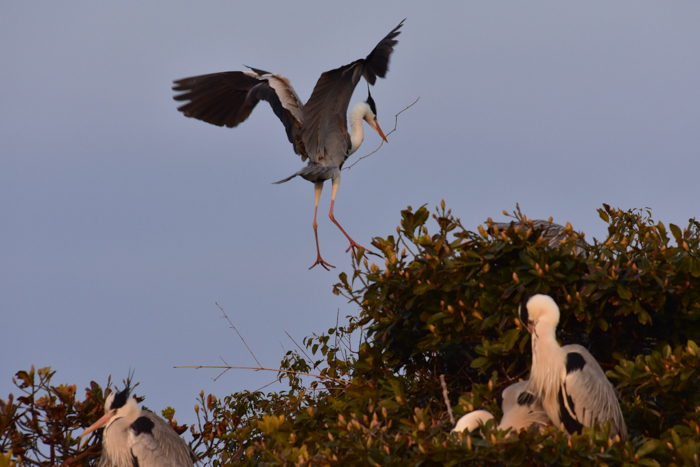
[3,203,700,466]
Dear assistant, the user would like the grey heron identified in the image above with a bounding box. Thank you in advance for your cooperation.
[520,294,628,440]
[172,20,404,270]
[451,381,550,434]
[79,384,196,466]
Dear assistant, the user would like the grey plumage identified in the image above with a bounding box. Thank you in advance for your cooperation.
[452,381,550,434]
[80,386,195,467]
[172,20,404,269]
[520,294,627,440]
[498,381,551,432]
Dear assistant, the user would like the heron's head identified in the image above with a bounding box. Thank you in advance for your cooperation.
[499,381,529,414]
[364,87,388,143]
[519,294,560,334]
[79,384,139,444]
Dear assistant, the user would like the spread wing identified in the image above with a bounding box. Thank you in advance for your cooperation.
[128,412,195,467]
[301,19,403,165]
[558,345,627,440]
[173,69,306,160]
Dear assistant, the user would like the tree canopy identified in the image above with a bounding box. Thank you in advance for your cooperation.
[2,203,700,466]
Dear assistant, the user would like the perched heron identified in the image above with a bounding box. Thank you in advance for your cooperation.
[490,219,587,256]
[520,294,628,440]
[80,384,195,466]
[172,20,404,270]
[451,381,550,434]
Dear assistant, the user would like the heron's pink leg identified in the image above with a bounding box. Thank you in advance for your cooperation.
[309,182,335,270]
[328,176,372,255]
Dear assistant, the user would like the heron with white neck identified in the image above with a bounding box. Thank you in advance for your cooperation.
[520,294,627,440]
[79,383,196,466]
[173,20,404,270]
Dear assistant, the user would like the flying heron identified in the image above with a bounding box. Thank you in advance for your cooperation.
[80,383,196,466]
[519,294,628,440]
[452,381,550,434]
[172,20,404,270]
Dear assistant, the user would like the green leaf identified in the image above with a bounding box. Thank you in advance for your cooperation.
[501,328,521,351]
[635,438,661,457]
[616,284,632,300]
[670,223,683,244]
[471,357,490,369]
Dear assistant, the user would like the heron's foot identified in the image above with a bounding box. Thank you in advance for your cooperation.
[346,241,373,256]
[309,254,335,271]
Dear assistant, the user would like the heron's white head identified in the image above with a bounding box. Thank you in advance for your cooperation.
[363,87,388,143]
[451,410,494,433]
[79,385,140,445]
[499,380,529,415]
[519,294,560,335]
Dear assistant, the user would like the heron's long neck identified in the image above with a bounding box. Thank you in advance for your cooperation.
[103,399,141,465]
[530,322,565,402]
[348,102,368,155]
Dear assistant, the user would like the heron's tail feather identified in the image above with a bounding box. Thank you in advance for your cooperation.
[272,172,298,184]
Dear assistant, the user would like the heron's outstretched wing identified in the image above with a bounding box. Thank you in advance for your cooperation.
[173,69,306,159]
[558,345,627,440]
[301,20,403,165]
[128,413,195,467]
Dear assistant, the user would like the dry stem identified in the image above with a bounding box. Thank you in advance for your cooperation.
[343,97,420,171]
[440,374,455,425]
[174,365,349,385]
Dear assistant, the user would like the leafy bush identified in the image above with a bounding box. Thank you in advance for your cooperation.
[2,203,700,466]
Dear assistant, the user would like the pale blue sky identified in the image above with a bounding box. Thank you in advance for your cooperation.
[2,1,699,427]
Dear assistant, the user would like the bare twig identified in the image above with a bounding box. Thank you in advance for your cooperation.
[254,379,281,393]
[216,302,262,368]
[343,97,420,171]
[212,356,231,381]
[440,374,455,425]
[335,309,340,350]
[285,331,316,368]
[174,365,349,385]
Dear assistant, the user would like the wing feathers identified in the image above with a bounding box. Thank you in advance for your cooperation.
[558,345,628,440]
[173,70,305,158]
[363,19,404,85]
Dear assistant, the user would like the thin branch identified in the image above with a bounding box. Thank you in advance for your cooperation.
[335,309,340,351]
[440,374,455,425]
[215,302,262,368]
[174,365,350,385]
[343,97,420,171]
[285,331,316,368]
[254,379,281,393]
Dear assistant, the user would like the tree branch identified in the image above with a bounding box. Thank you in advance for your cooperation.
[343,97,420,171]
[174,365,350,385]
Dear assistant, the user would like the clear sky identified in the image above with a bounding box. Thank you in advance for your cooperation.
[2,2,699,428]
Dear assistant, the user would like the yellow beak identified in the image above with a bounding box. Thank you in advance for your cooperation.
[79,411,114,448]
[372,120,388,143]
